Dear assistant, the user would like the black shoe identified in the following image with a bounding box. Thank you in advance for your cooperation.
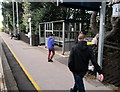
[50,59,53,62]
[48,59,53,62]
[70,88,73,92]
[70,88,77,92]
[48,59,51,62]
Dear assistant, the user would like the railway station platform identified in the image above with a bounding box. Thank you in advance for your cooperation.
[0,32,114,91]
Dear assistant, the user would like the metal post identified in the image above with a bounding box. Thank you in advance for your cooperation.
[28,18,32,46]
[45,23,47,47]
[6,14,9,31]
[68,23,70,41]
[16,2,19,34]
[52,23,54,33]
[62,22,65,55]
[74,23,77,38]
[39,24,41,45]
[74,23,76,32]
[12,1,15,34]
[97,2,106,67]
[79,23,82,32]
[30,21,32,46]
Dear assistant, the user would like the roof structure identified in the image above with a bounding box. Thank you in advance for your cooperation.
[59,2,101,11]
[39,19,82,24]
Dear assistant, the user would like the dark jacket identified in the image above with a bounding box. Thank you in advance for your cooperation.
[68,41,102,74]
[47,37,54,50]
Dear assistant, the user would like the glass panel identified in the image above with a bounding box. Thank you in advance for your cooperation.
[70,32,75,39]
[60,32,62,37]
[41,31,44,37]
[46,32,52,38]
[65,32,68,38]
[54,23,62,30]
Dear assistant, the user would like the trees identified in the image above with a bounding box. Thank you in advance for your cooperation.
[21,2,30,33]
[2,2,13,31]
[2,2,91,34]
[2,1,119,41]
[2,2,23,33]
[90,1,120,41]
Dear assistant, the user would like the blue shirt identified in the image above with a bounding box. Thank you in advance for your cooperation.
[47,37,54,50]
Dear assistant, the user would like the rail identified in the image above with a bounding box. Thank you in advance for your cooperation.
[0,37,7,92]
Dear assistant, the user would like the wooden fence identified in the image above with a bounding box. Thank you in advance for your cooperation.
[103,43,120,87]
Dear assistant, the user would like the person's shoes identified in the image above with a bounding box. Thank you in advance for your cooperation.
[48,59,51,62]
[70,88,73,92]
[70,88,77,92]
[50,59,53,62]
[48,59,53,62]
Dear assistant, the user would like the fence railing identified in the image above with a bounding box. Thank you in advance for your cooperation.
[103,44,120,87]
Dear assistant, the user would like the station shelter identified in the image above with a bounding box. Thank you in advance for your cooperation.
[39,19,82,55]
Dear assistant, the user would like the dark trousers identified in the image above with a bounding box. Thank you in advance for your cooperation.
[71,72,86,92]
[48,48,55,60]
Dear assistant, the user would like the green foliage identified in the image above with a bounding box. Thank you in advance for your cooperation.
[30,2,68,33]
[21,2,31,32]
[2,2,24,32]
[2,2,13,30]
[2,2,91,34]
[0,27,5,32]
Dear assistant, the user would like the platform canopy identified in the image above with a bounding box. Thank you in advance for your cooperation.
[59,2,101,11]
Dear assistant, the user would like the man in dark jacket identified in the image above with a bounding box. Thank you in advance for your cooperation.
[47,33,55,62]
[68,33,104,92]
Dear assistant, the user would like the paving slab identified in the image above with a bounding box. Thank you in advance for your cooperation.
[0,32,114,91]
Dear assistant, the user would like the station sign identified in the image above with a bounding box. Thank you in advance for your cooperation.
[112,3,120,17]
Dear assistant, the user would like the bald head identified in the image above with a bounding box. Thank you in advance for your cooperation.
[78,33,85,41]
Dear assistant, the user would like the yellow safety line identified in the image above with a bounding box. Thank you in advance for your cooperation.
[2,37,42,92]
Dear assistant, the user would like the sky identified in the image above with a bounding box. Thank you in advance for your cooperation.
[0,3,3,28]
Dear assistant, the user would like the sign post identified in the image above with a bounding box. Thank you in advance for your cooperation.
[28,18,32,46]
[97,1,106,68]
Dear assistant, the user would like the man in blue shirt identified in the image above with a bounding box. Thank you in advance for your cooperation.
[47,33,55,62]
